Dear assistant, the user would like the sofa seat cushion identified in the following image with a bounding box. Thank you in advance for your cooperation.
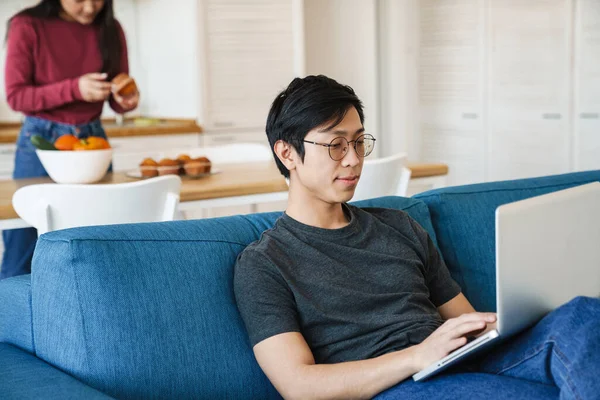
[414,170,600,311]
[0,343,113,399]
[0,274,33,353]
[31,196,432,399]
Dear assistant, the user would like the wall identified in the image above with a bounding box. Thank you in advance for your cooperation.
[377,0,419,160]
[0,0,40,121]
[303,0,380,156]
[134,0,199,119]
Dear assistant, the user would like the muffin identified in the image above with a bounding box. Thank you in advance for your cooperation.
[176,154,192,174]
[183,156,212,175]
[112,73,138,97]
[139,157,158,177]
[197,157,212,174]
[157,158,180,175]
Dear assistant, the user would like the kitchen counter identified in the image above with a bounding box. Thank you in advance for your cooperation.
[408,163,448,178]
[0,117,202,144]
[0,162,448,223]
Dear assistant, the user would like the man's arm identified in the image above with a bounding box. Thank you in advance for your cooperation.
[253,310,496,400]
[438,292,476,319]
[254,332,420,400]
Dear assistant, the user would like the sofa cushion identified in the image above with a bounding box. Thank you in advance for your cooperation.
[31,196,431,399]
[351,195,439,246]
[0,343,113,399]
[414,170,600,312]
[0,275,33,353]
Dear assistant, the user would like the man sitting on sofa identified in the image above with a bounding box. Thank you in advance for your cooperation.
[233,75,600,399]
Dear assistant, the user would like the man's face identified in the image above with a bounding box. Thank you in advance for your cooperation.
[291,107,365,205]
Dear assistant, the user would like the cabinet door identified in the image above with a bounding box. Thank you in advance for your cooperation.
[418,0,485,186]
[201,0,297,130]
[110,133,201,172]
[201,130,268,147]
[488,0,571,181]
[0,144,16,180]
[574,0,600,171]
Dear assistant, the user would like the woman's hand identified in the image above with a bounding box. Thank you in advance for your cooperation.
[412,312,497,371]
[111,88,139,110]
[78,73,112,102]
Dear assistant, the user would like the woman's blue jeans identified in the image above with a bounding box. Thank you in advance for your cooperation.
[376,296,600,400]
[0,116,109,279]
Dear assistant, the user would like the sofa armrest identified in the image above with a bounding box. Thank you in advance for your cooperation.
[0,275,34,352]
[0,343,114,399]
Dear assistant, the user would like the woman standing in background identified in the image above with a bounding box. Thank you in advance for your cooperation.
[2,0,140,279]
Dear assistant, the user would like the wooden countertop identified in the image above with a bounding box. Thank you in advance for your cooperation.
[0,162,448,220]
[0,117,202,143]
[0,162,287,220]
[407,163,448,178]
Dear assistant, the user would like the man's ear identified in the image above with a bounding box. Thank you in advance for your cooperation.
[274,140,299,172]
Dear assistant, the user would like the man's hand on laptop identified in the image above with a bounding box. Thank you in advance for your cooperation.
[413,312,497,370]
[473,321,497,338]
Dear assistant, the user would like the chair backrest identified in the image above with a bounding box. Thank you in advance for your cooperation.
[352,152,410,201]
[13,175,181,234]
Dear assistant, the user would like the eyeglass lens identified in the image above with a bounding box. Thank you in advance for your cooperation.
[329,135,375,161]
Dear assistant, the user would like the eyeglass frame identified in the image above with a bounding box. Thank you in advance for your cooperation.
[302,133,376,161]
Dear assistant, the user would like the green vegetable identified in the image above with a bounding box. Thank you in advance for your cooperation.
[30,134,57,150]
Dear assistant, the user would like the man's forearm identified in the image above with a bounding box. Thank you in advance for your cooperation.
[285,346,419,400]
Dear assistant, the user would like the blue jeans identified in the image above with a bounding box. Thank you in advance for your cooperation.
[0,116,110,279]
[376,296,600,400]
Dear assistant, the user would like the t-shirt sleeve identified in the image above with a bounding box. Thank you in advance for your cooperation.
[5,16,80,113]
[408,217,462,307]
[234,248,301,347]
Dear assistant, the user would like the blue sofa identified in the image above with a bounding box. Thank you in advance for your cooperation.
[1,170,599,399]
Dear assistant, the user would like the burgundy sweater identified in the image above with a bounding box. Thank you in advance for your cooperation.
[4,15,135,125]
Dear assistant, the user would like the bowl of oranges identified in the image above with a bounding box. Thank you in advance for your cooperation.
[32,134,113,184]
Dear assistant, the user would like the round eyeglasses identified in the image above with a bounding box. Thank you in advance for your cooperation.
[303,134,376,161]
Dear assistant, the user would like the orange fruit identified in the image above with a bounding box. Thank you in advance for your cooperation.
[88,137,111,149]
[72,137,111,151]
[54,134,79,151]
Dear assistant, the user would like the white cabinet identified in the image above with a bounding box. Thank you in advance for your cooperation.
[199,0,299,131]
[488,0,571,181]
[200,130,268,148]
[574,0,600,171]
[415,0,597,186]
[418,0,485,186]
[110,133,202,172]
[0,144,16,180]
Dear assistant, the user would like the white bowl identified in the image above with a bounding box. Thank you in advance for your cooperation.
[36,149,113,184]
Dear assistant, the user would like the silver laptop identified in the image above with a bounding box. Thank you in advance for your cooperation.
[413,181,600,382]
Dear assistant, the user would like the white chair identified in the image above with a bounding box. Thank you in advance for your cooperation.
[13,175,181,235]
[352,152,411,201]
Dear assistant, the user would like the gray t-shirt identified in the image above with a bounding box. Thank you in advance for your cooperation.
[234,204,461,364]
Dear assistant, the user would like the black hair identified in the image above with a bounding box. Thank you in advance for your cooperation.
[6,0,121,78]
[266,75,364,178]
